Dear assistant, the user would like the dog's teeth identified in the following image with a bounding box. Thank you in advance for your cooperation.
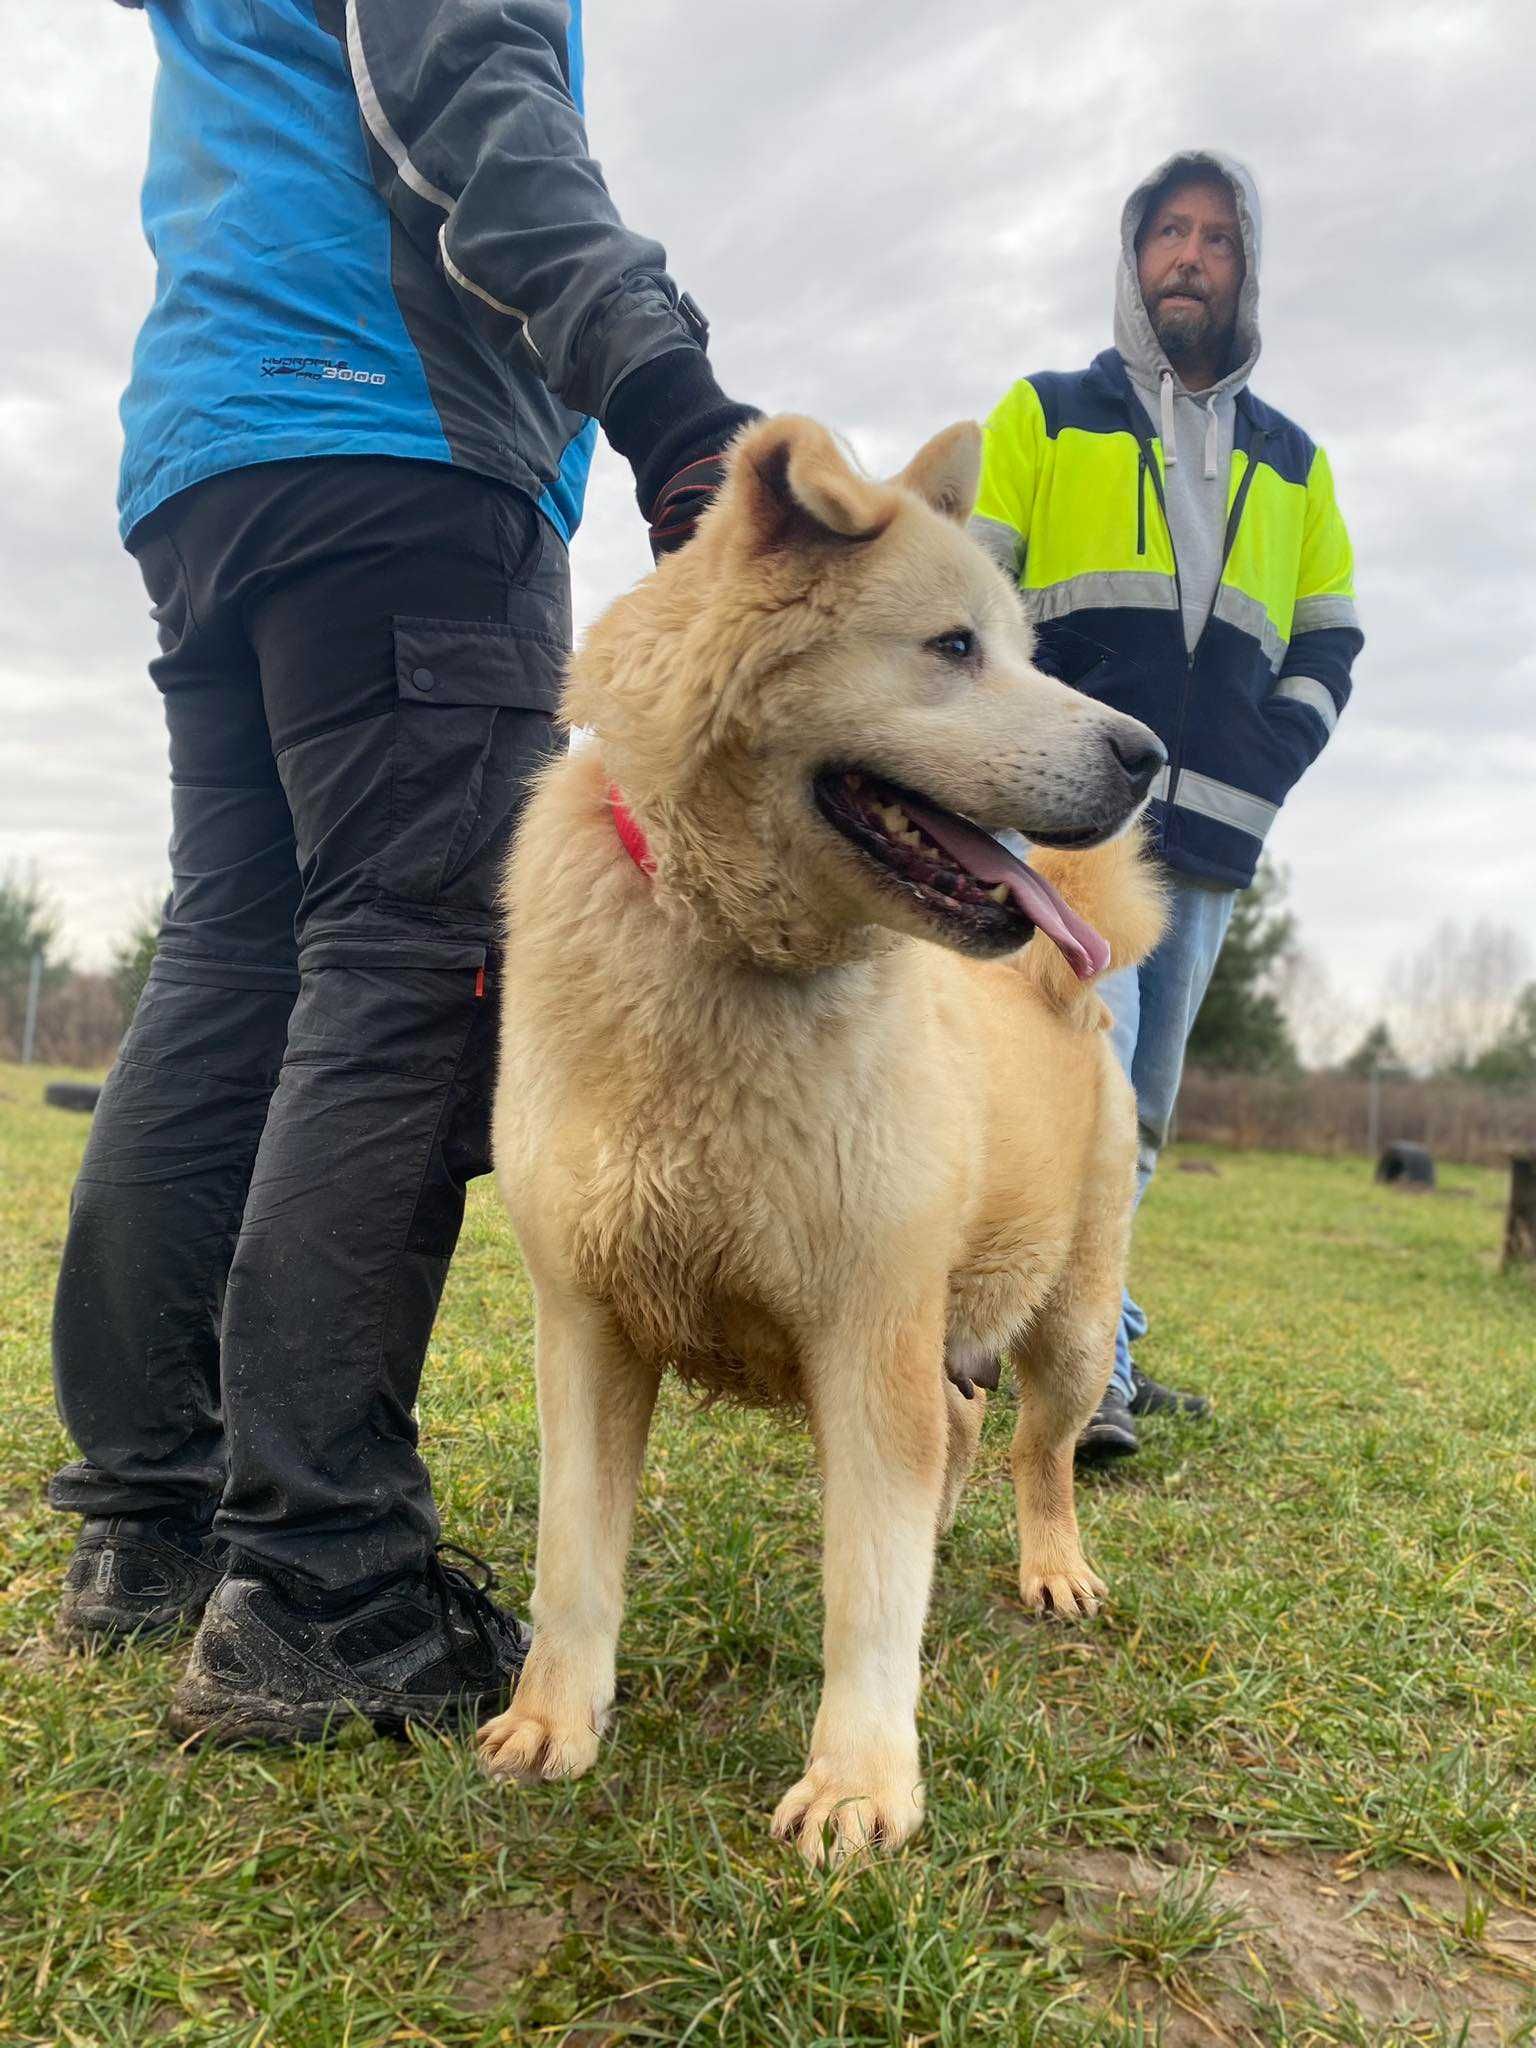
[987,883,1010,904]
[878,805,907,833]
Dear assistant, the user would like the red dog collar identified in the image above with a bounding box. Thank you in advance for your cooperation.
[608,784,655,875]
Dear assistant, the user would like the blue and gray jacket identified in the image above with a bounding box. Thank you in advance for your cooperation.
[973,151,1363,891]
[114,0,742,544]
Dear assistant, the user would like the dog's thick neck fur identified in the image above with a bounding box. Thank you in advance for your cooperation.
[613,751,901,976]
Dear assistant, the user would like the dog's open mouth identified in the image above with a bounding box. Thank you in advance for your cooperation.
[813,769,1111,978]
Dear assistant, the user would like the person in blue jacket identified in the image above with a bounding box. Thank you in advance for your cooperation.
[51,0,757,1746]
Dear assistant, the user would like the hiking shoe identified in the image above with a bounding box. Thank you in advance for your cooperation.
[58,1513,227,1646]
[1128,1369,1211,1420]
[168,1543,528,1745]
[1075,1391,1140,1466]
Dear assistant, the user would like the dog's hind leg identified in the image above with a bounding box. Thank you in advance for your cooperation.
[770,1297,947,1868]
[1009,1292,1118,1620]
[938,1379,987,1537]
[1008,1227,1124,1621]
[478,1287,659,1783]
[1008,1336,1109,1620]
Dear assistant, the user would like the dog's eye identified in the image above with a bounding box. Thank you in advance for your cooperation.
[928,628,977,662]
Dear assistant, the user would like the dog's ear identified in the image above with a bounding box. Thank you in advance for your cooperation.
[896,422,983,525]
[725,416,894,552]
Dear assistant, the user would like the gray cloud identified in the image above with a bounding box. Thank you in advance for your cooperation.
[2,0,1531,1017]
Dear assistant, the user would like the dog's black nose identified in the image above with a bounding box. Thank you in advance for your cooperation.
[1107,727,1167,799]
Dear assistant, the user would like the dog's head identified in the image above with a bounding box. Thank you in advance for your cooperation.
[568,415,1164,973]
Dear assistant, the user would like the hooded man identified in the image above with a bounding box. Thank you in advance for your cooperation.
[971,151,1362,1461]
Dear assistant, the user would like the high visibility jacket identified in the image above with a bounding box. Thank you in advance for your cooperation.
[973,348,1362,889]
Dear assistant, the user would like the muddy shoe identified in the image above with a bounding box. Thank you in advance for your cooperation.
[59,1514,227,1646]
[1128,1369,1211,1420]
[1075,1390,1140,1466]
[169,1544,528,1745]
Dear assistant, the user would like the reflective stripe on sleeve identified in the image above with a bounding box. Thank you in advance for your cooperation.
[1292,593,1361,636]
[1274,676,1339,734]
[1153,766,1278,839]
[345,3,455,212]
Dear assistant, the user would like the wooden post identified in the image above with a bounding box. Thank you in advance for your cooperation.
[1366,1067,1381,1161]
[1505,1155,1536,1272]
[21,949,43,1065]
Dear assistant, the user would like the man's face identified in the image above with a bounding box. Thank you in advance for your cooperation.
[1136,176,1244,373]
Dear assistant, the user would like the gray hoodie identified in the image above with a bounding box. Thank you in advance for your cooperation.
[1114,151,1263,652]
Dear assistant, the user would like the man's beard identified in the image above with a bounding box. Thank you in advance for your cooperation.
[1151,291,1234,366]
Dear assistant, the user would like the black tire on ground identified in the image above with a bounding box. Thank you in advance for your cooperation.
[1375,1141,1435,1189]
[44,1082,102,1115]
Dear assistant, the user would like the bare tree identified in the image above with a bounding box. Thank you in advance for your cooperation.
[1384,920,1532,1074]
[1279,946,1362,1072]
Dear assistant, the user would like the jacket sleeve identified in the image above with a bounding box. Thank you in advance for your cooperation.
[1267,445,1363,788]
[339,0,704,422]
[968,380,1044,580]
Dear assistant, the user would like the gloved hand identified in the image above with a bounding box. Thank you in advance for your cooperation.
[646,451,733,558]
[602,329,758,562]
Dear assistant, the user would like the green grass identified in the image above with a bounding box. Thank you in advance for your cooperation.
[2,1061,1535,2046]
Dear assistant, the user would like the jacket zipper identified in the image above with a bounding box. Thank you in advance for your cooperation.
[1136,453,1147,556]
[1135,404,1270,816]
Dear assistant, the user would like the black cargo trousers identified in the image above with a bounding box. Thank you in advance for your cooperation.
[49,457,568,1593]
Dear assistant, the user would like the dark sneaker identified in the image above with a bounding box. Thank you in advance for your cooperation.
[58,1514,227,1646]
[168,1544,528,1745]
[1128,1369,1211,1420]
[1075,1390,1140,1466]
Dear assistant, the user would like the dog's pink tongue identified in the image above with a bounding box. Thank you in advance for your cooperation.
[894,792,1111,980]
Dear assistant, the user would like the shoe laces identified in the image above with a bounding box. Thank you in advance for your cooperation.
[427,1541,511,1668]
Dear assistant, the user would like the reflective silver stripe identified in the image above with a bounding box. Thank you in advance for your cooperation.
[1292,593,1360,635]
[967,515,1021,576]
[1274,675,1338,734]
[1150,765,1170,802]
[347,0,540,352]
[437,224,534,325]
[1211,583,1287,673]
[1167,769,1277,840]
[345,3,455,211]
[1023,570,1178,623]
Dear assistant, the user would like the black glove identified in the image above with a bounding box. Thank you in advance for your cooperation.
[603,333,759,560]
[646,452,733,558]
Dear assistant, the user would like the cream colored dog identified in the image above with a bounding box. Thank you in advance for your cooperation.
[478,416,1166,1865]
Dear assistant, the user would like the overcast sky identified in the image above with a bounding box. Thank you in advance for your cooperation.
[3,0,1532,1046]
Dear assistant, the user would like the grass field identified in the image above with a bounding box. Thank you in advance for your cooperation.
[2,1060,1535,2046]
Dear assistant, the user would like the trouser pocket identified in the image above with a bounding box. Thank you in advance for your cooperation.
[385,610,566,913]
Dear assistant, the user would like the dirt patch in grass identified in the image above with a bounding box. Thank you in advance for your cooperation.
[451,1876,644,2021]
[1049,1845,1536,2043]
[454,1905,569,2011]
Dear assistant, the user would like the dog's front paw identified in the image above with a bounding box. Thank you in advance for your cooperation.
[770,1755,925,1869]
[477,1700,604,1782]
[1018,1549,1107,1620]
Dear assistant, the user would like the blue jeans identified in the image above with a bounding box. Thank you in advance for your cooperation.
[1099,872,1236,1403]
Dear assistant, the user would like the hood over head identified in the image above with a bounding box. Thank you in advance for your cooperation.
[1113,149,1262,404]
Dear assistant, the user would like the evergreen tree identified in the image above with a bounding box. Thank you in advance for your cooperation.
[111,899,163,1028]
[0,866,69,1044]
[1184,859,1299,1075]
[1463,985,1536,1090]
[1340,1020,1407,1079]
